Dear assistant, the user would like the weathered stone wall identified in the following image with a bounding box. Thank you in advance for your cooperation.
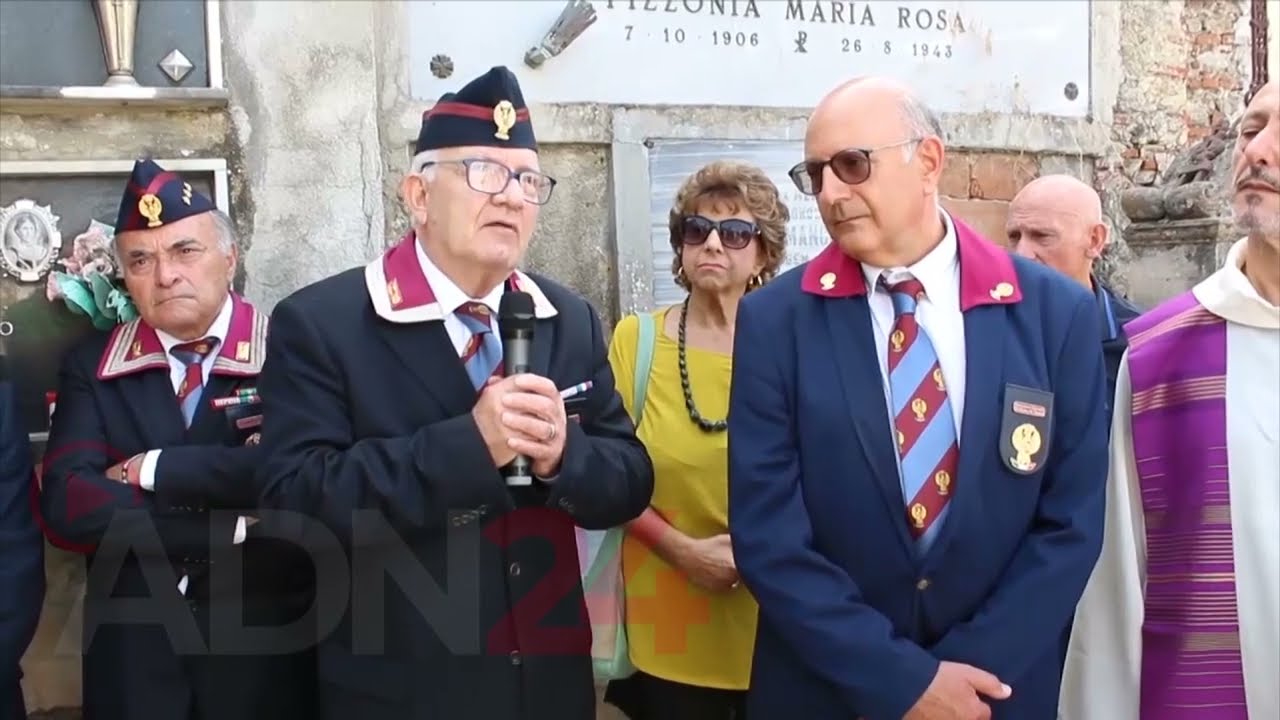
[6,1,1268,717]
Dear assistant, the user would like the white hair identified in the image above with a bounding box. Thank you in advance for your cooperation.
[410,149,440,179]
[898,92,944,160]
[111,207,237,266]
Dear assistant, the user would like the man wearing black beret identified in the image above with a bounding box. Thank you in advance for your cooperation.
[255,66,653,719]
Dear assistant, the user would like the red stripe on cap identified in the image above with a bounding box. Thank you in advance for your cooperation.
[125,170,179,201]
[426,102,530,122]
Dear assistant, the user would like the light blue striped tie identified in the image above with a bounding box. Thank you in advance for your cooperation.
[882,276,960,556]
[171,338,217,427]
[456,303,502,390]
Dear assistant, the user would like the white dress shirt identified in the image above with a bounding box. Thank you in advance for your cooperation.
[1059,239,1280,719]
[416,240,504,353]
[135,296,247,597]
[859,210,967,439]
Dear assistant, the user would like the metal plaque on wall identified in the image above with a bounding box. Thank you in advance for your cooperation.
[0,159,228,441]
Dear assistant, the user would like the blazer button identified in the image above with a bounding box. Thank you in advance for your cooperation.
[916,578,931,591]
[508,650,522,666]
[509,562,521,577]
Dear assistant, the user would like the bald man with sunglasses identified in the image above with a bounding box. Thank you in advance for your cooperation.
[727,77,1109,720]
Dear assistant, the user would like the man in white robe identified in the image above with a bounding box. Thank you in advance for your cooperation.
[1059,81,1279,719]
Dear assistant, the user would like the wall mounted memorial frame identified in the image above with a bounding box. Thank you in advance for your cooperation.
[0,158,230,443]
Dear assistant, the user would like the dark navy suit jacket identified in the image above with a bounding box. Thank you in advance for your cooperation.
[0,380,44,719]
[728,219,1110,720]
[1093,277,1142,415]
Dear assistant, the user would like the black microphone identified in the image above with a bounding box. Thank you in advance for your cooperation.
[499,291,536,486]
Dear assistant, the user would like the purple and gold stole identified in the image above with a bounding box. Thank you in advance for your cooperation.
[1124,291,1247,719]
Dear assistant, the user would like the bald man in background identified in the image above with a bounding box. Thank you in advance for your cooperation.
[1006,175,1142,412]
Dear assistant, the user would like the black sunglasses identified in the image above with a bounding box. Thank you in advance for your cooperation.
[788,138,920,195]
[680,215,760,250]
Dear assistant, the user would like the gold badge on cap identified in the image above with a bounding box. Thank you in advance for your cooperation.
[1009,422,1042,472]
[236,341,251,361]
[909,502,927,528]
[493,100,516,141]
[989,281,1014,300]
[819,272,836,291]
[138,193,163,228]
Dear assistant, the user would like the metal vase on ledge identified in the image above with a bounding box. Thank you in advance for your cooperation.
[92,0,140,87]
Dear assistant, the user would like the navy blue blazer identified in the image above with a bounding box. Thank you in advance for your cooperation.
[1093,277,1142,416]
[0,380,44,718]
[728,220,1109,720]
[39,296,315,720]
[254,236,652,720]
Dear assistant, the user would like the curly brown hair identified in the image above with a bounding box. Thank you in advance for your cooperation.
[667,160,789,292]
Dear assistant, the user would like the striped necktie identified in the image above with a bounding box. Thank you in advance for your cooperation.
[456,303,502,390]
[171,338,217,427]
[882,276,959,554]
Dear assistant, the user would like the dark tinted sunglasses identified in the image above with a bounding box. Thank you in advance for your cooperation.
[680,215,760,250]
[788,138,920,195]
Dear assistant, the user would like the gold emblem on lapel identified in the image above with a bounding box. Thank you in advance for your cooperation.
[989,282,1014,300]
[493,100,516,140]
[1009,423,1042,472]
[819,272,836,291]
[911,397,927,422]
[387,279,402,307]
[909,502,927,529]
[130,340,143,358]
[235,341,251,361]
[932,367,945,391]
[181,183,193,205]
[138,194,163,228]
[934,470,951,495]
[891,329,905,352]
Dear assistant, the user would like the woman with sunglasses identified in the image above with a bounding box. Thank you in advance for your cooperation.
[603,160,789,720]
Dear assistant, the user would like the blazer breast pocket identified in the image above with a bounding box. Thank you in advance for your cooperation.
[563,397,587,425]
[222,401,263,445]
[998,384,1054,476]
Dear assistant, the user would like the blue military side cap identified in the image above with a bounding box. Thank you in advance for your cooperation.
[415,66,537,153]
[114,158,216,233]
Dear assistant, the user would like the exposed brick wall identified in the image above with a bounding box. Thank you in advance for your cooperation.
[939,151,1042,245]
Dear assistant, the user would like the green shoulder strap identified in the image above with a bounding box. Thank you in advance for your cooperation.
[632,311,658,425]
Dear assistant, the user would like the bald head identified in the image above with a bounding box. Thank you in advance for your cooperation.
[1006,174,1108,289]
[810,77,943,147]
[801,76,948,268]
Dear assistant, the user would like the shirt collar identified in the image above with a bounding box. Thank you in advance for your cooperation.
[1192,238,1280,330]
[414,239,504,316]
[155,293,233,356]
[860,209,960,301]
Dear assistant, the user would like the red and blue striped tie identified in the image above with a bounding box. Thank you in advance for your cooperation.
[171,338,217,427]
[456,303,503,390]
[882,276,959,554]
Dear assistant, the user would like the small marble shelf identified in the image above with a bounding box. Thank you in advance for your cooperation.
[0,85,229,112]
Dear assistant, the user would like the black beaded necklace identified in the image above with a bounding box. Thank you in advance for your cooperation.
[677,295,729,433]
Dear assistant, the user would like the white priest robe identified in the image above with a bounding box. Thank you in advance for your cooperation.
[1059,238,1279,719]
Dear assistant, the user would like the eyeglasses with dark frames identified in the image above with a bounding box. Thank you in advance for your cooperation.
[421,158,557,205]
[788,138,921,195]
[680,215,760,250]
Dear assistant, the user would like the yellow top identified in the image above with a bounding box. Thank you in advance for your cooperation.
[607,308,758,690]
